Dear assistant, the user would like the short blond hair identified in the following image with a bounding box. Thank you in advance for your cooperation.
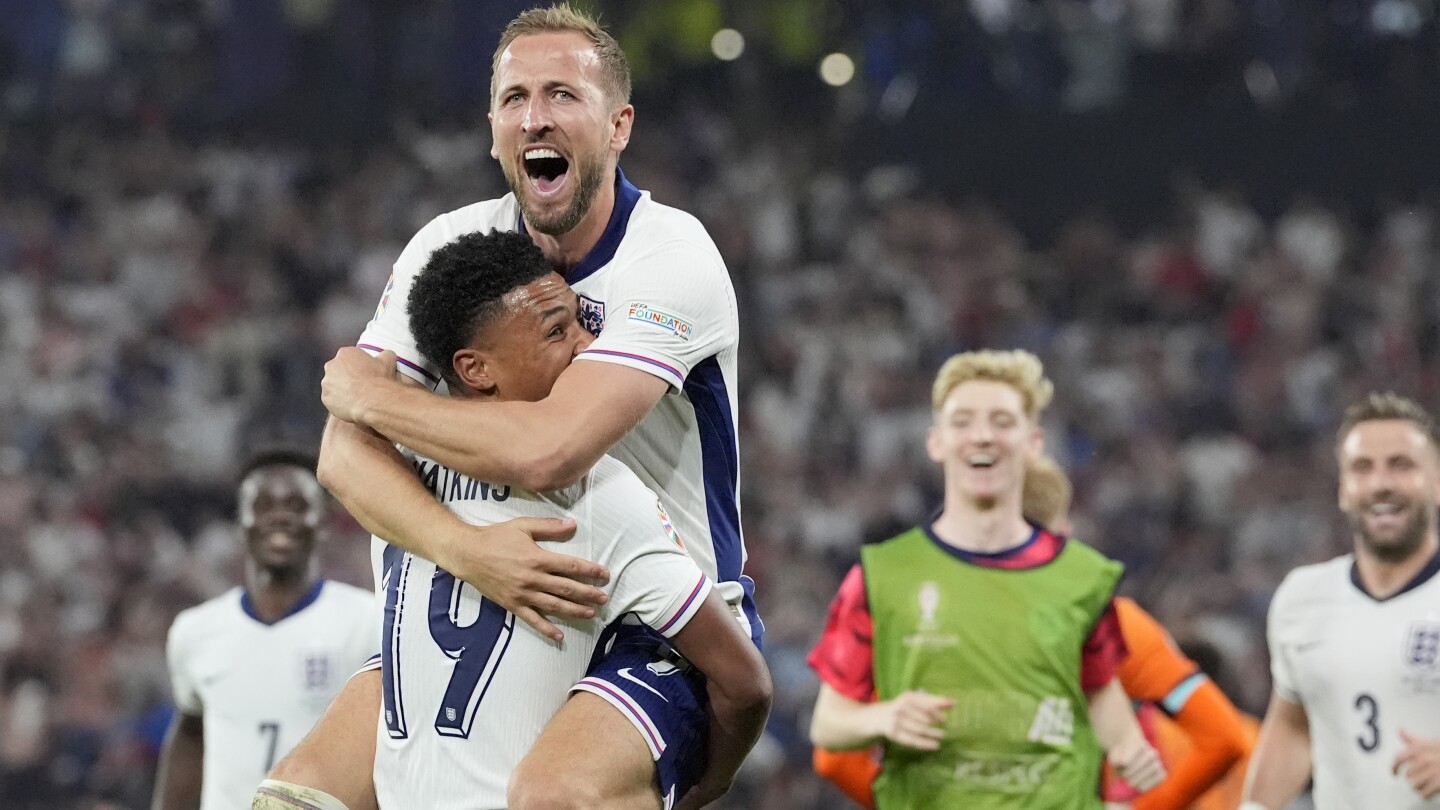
[931,349,1054,420]
[1337,391,1439,453]
[1022,455,1072,528]
[491,4,631,110]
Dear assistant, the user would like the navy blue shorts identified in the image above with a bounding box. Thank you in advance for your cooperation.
[572,624,707,808]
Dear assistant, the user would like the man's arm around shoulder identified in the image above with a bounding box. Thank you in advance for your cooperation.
[325,348,667,491]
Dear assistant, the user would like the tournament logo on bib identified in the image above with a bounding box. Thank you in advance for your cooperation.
[904,582,958,648]
[918,582,940,630]
[578,294,605,336]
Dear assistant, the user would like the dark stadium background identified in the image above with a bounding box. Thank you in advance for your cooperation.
[4,0,1438,806]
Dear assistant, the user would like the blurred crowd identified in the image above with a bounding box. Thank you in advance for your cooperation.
[4,0,1440,808]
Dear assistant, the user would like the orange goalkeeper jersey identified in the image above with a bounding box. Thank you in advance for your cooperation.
[813,597,1254,810]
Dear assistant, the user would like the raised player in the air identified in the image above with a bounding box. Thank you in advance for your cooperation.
[1244,392,1440,810]
[151,450,373,810]
[813,454,1253,810]
[807,350,1165,809]
[268,5,761,809]
[254,230,768,810]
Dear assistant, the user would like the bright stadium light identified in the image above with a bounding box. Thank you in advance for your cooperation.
[819,53,855,87]
[711,28,745,61]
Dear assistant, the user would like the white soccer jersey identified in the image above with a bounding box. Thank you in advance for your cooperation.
[369,452,712,810]
[165,581,376,810]
[356,170,757,642]
[1267,553,1440,810]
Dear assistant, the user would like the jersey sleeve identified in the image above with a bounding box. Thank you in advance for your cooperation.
[1114,597,1200,704]
[1267,576,1301,703]
[1081,598,1128,691]
[591,470,713,638]
[355,214,459,390]
[577,239,735,389]
[165,614,203,716]
[807,564,875,702]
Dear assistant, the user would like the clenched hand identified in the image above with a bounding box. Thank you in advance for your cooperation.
[323,347,401,424]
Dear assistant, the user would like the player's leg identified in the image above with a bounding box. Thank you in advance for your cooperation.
[509,691,662,810]
[259,669,380,810]
[509,627,707,810]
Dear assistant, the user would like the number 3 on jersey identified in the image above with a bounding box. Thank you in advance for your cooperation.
[381,544,515,739]
[1355,692,1380,753]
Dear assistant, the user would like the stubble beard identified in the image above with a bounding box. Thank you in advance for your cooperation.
[508,150,607,237]
[1351,501,1432,564]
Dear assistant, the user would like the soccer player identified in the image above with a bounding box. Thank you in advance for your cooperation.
[814,454,1250,809]
[1244,392,1440,810]
[807,350,1165,808]
[814,454,1252,809]
[151,450,374,810]
[256,230,769,809]
[268,5,760,809]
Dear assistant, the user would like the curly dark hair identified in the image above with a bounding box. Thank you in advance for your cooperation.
[408,229,553,388]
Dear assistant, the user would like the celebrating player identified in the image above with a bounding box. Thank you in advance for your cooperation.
[256,230,768,809]
[152,450,373,810]
[807,350,1164,808]
[266,5,760,809]
[813,454,1252,809]
[1244,392,1440,810]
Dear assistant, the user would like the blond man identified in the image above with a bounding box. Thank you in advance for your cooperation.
[807,350,1163,809]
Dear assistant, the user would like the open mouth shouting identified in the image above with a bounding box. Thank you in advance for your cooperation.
[523,145,570,197]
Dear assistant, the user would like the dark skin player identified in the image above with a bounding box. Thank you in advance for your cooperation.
[151,452,328,810]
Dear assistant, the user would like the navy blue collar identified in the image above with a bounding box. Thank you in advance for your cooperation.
[242,579,325,626]
[1350,548,1440,603]
[517,167,642,285]
[922,510,1044,565]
